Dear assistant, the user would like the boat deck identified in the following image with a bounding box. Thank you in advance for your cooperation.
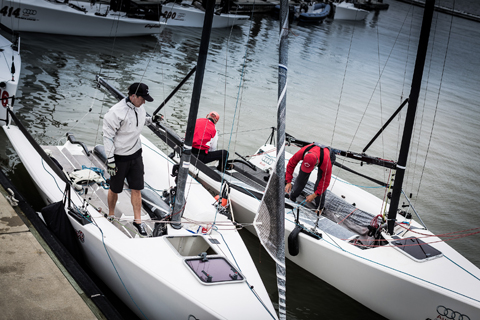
[45,143,155,238]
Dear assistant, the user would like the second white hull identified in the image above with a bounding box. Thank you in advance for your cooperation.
[161,3,249,28]
[0,0,163,37]
[190,144,480,320]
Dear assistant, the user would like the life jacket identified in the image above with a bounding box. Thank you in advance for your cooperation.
[192,118,217,153]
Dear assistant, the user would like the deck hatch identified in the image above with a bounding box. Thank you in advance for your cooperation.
[185,257,244,284]
[391,236,443,262]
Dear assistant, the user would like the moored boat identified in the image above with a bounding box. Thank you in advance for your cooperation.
[295,2,332,23]
[333,0,369,20]
[161,1,250,28]
[0,0,164,37]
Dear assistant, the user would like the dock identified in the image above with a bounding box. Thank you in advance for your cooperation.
[0,169,122,319]
[232,0,278,13]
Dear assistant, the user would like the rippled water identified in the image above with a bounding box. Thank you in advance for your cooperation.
[1,0,479,318]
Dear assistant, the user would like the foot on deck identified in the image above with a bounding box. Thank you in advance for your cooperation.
[133,222,148,236]
[104,214,115,222]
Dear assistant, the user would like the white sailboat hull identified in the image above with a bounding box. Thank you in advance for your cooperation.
[3,125,278,319]
[161,3,249,28]
[333,1,369,20]
[0,0,163,37]
[190,144,480,320]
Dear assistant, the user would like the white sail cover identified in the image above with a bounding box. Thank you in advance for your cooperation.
[254,155,287,319]
[254,166,286,267]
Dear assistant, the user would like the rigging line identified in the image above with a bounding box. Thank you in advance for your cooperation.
[218,127,273,136]
[285,213,344,250]
[81,212,150,319]
[331,175,385,189]
[212,226,277,320]
[313,225,480,302]
[93,91,110,158]
[401,4,415,103]
[381,169,392,218]
[38,121,149,316]
[416,1,455,201]
[59,90,103,145]
[231,67,246,164]
[217,11,256,221]
[346,7,414,155]
[405,7,441,207]
[396,223,480,238]
[401,188,427,229]
[375,17,386,174]
[229,7,274,159]
[220,0,251,148]
[42,154,153,319]
[341,230,480,248]
[395,4,416,161]
[141,141,215,226]
[330,21,354,149]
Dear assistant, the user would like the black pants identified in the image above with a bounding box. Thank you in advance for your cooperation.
[290,168,326,209]
[192,148,228,171]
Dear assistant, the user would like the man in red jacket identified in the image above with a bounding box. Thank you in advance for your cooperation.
[192,111,229,171]
[285,143,335,211]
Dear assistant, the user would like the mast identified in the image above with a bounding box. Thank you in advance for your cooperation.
[276,0,288,318]
[253,1,288,318]
[387,0,435,235]
[171,0,215,228]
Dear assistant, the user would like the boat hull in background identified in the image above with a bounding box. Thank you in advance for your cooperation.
[0,0,163,37]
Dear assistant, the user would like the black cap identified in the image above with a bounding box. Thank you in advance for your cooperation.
[128,83,153,102]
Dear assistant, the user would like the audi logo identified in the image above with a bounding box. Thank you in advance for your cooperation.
[22,8,37,15]
[76,230,85,243]
[437,306,470,320]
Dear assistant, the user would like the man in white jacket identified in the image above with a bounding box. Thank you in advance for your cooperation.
[103,82,155,236]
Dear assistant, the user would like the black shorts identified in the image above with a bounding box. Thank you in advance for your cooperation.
[109,156,144,193]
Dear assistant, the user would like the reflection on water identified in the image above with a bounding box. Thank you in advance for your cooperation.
[1,1,480,318]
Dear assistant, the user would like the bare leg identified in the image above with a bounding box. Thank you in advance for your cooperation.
[131,189,142,223]
[108,189,118,217]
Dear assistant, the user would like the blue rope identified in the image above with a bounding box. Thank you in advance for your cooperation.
[445,255,480,282]
[81,165,110,189]
[76,207,150,320]
[284,204,480,304]
[213,226,277,319]
[139,143,277,316]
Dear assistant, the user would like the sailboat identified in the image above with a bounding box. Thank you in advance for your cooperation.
[153,0,480,318]
[160,1,250,28]
[1,1,277,319]
[332,1,369,20]
[0,0,164,37]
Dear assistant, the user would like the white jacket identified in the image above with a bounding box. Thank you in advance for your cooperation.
[102,98,153,162]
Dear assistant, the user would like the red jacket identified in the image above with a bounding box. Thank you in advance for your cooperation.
[192,118,217,153]
[286,144,332,196]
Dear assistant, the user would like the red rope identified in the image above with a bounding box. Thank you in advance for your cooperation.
[338,208,358,225]
[342,228,480,249]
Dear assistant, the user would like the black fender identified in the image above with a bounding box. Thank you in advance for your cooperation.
[288,224,303,256]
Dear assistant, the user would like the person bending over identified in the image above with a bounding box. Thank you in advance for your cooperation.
[285,143,335,212]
